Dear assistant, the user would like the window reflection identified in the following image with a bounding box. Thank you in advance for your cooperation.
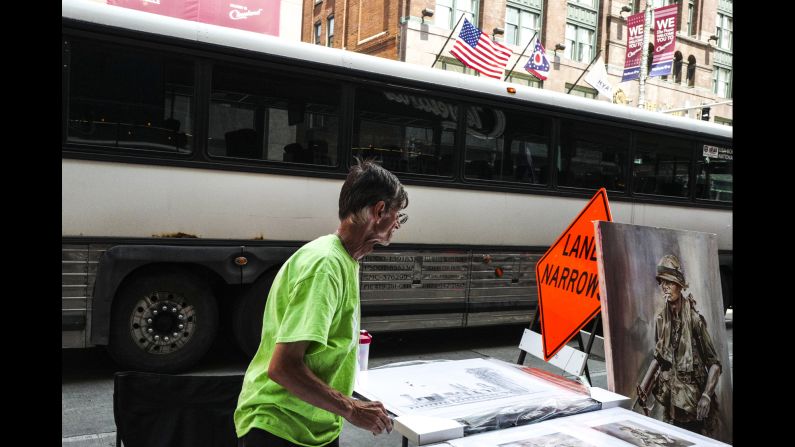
[463,106,550,184]
[353,89,457,176]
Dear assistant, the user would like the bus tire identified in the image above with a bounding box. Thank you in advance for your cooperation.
[232,270,277,359]
[107,269,218,373]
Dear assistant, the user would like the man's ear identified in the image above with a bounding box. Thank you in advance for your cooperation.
[373,200,386,220]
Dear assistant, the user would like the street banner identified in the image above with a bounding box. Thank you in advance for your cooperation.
[621,12,645,82]
[107,0,198,19]
[198,0,279,35]
[649,4,678,78]
[584,55,614,101]
[106,0,281,36]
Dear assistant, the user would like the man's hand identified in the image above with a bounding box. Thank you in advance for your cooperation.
[697,394,711,420]
[345,400,393,436]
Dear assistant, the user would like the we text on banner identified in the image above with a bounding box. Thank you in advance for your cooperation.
[649,4,678,78]
[621,12,645,82]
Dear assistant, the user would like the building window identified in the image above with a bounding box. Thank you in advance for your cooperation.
[565,83,597,99]
[686,55,696,87]
[327,15,334,47]
[505,2,540,46]
[673,51,683,83]
[314,22,321,45]
[714,116,732,126]
[564,24,595,63]
[569,0,595,6]
[651,0,674,7]
[685,0,696,36]
[713,66,732,98]
[436,0,479,29]
[716,13,732,51]
[438,56,476,76]
[506,72,541,88]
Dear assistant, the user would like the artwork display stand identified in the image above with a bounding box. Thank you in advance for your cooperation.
[515,307,603,385]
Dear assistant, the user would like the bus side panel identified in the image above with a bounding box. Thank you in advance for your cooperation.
[62,244,111,348]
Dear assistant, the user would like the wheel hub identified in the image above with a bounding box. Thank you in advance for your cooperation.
[129,291,196,354]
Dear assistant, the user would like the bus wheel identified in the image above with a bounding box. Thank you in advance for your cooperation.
[107,269,218,373]
[232,270,277,359]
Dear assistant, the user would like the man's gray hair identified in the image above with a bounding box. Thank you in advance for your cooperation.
[339,159,408,222]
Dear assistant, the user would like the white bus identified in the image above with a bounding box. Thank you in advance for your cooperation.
[62,0,732,372]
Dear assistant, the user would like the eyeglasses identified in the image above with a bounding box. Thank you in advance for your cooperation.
[397,212,408,225]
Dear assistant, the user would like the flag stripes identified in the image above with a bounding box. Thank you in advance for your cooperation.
[450,18,511,80]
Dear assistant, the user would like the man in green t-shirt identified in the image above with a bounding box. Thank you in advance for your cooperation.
[235,159,408,447]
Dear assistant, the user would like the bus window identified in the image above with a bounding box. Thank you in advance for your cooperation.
[632,133,692,198]
[696,145,733,202]
[353,88,457,176]
[558,120,629,192]
[208,64,339,166]
[463,106,550,184]
[66,39,194,154]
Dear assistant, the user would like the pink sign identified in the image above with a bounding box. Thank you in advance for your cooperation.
[106,0,198,20]
[621,12,645,82]
[650,4,678,78]
[198,1,280,35]
[106,0,280,36]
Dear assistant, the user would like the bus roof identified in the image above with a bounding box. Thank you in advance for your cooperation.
[63,0,731,141]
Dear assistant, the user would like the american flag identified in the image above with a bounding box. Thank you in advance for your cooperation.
[524,39,550,81]
[450,18,512,80]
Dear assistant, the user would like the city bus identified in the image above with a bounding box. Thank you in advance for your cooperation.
[62,0,732,372]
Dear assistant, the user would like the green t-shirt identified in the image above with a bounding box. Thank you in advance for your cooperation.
[234,234,360,446]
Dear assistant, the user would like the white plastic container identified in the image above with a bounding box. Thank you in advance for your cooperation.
[358,329,372,371]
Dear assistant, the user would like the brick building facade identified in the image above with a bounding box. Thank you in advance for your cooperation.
[302,0,732,123]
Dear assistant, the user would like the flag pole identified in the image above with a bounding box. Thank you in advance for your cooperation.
[431,14,466,68]
[503,31,538,81]
[566,49,602,94]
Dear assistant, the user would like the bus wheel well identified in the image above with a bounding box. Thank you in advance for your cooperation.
[107,264,220,372]
[116,263,225,294]
[231,267,281,359]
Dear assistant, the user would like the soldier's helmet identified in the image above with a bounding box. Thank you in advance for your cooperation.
[655,254,687,288]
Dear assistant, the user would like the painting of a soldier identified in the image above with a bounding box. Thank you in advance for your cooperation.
[593,222,732,444]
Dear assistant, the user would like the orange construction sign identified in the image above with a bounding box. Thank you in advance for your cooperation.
[536,188,612,361]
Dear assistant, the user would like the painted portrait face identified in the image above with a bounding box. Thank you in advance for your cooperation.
[659,279,682,303]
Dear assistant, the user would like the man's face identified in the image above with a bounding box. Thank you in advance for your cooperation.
[659,279,682,303]
[370,207,405,246]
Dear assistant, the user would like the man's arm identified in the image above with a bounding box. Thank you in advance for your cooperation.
[697,363,721,420]
[268,341,393,435]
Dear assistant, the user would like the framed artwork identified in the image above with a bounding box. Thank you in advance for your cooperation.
[593,222,732,444]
